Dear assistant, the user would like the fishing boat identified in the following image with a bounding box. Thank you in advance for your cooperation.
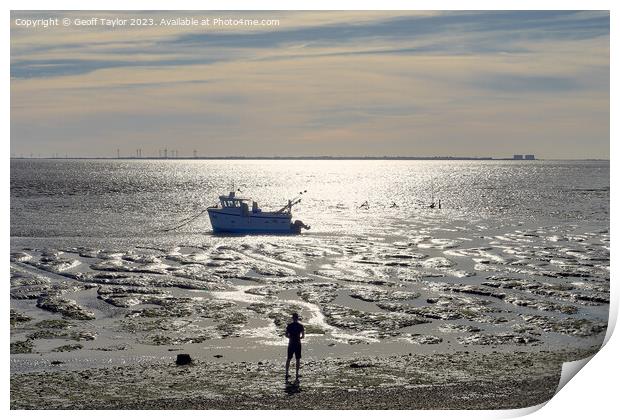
[207,191,310,234]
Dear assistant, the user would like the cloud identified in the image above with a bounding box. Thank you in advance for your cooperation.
[11,11,609,79]
[471,74,581,93]
[169,11,609,49]
[10,57,220,79]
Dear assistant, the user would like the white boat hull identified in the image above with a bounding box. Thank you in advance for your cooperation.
[208,208,297,233]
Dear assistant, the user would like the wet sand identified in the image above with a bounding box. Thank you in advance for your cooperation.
[10,348,596,409]
[10,222,609,369]
[10,224,609,410]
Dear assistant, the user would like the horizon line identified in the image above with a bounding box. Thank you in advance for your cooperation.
[8,155,611,161]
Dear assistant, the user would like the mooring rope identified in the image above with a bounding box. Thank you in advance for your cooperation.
[157,207,210,232]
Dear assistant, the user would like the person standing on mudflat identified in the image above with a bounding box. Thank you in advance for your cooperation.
[285,313,305,381]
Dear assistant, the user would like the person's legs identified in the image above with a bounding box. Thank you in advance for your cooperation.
[286,344,294,378]
[285,356,291,378]
[295,357,300,379]
[294,345,301,379]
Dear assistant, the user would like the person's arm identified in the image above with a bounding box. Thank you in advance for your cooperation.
[285,325,290,338]
[300,325,305,340]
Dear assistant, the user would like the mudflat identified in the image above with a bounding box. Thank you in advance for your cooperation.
[10,348,595,410]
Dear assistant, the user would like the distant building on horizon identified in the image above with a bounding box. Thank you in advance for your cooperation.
[512,154,535,160]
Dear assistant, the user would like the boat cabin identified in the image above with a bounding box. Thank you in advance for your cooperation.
[219,191,247,208]
[218,192,262,214]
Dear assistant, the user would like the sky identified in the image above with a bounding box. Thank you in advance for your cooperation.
[10,11,610,159]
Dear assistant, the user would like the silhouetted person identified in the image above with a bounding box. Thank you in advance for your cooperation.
[438,199,442,209]
[285,313,305,381]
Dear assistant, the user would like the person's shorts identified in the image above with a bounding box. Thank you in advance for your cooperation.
[287,342,301,359]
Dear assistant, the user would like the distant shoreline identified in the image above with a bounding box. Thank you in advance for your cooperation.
[9,156,610,161]
[15,156,502,160]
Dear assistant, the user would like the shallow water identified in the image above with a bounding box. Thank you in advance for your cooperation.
[10,159,609,372]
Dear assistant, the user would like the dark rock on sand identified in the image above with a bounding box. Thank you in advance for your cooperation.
[438,323,482,333]
[322,304,428,334]
[519,314,607,337]
[457,333,540,346]
[52,344,83,352]
[297,283,340,304]
[10,339,34,354]
[10,252,33,262]
[10,309,32,326]
[10,268,50,286]
[36,296,95,320]
[27,328,96,342]
[176,354,192,365]
[349,361,373,368]
[349,288,419,302]
[28,255,81,274]
[402,334,443,344]
[34,319,74,329]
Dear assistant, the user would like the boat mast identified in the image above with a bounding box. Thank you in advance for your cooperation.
[276,190,307,213]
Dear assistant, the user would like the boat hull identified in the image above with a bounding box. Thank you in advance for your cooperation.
[207,208,297,234]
